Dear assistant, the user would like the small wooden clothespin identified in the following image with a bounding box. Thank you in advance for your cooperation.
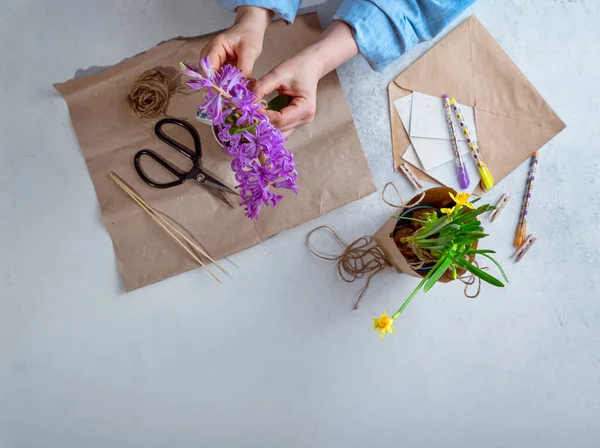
[514,234,536,262]
[489,193,511,222]
[399,162,424,191]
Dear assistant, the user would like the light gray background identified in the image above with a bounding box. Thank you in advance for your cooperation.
[1,0,599,447]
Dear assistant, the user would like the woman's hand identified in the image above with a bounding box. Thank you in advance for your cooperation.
[251,54,322,133]
[252,20,359,132]
[200,6,273,77]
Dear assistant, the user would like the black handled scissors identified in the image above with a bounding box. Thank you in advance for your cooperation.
[134,118,237,208]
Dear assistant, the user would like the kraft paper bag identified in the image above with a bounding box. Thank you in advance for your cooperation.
[54,13,376,291]
[388,16,566,192]
[373,187,470,284]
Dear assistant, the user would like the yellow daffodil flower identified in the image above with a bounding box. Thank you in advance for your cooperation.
[440,206,455,216]
[449,192,475,210]
[372,311,396,339]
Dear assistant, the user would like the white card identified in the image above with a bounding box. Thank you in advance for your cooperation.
[399,92,478,172]
[394,94,480,193]
[402,145,480,194]
[409,92,478,141]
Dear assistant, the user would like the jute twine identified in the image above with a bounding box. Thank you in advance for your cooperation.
[307,182,483,309]
[307,226,388,310]
[126,68,193,119]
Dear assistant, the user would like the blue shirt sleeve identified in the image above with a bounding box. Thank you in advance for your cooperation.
[216,0,300,23]
[334,0,477,72]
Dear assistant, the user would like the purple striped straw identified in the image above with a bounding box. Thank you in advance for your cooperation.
[443,94,470,189]
[515,151,539,247]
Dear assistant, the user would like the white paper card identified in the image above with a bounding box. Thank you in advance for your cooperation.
[409,92,478,141]
[402,145,480,194]
[394,92,478,172]
[393,94,480,193]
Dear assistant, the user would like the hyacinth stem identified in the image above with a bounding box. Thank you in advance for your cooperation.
[207,82,265,106]
[210,84,232,99]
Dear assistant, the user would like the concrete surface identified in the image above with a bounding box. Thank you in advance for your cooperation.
[1,0,599,447]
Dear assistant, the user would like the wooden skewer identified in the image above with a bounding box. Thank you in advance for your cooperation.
[109,172,227,274]
[109,172,223,283]
[155,210,231,278]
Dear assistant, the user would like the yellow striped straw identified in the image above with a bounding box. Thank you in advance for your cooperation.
[449,98,494,190]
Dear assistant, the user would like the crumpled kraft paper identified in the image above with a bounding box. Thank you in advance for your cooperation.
[54,13,376,291]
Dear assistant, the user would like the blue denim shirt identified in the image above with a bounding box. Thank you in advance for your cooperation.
[216,0,476,71]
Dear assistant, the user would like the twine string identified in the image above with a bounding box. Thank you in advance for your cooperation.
[458,260,486,299]
[308,183,485,306]
[307,226,389,310]
[126,69,193,119]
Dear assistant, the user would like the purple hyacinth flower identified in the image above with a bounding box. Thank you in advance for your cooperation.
[272,178,299,194]
[181,59,299,220]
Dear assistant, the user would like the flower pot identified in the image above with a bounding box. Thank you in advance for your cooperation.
[373,187,473,283]
[392,205,443,275]
[212,125,223,148]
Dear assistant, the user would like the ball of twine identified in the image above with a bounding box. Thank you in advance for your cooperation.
[126,69,189,119]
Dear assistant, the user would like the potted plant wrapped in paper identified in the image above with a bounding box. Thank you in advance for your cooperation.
[372,189,508,339]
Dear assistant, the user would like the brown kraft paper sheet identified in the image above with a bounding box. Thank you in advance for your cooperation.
[54,13,376,291]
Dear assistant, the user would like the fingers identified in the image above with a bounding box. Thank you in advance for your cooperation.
[250,69,284,100]
[200,38,228,71]
[236,42,260,77]
[265,97,316,131]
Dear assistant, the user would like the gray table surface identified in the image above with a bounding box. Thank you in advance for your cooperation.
[2,0,599,446]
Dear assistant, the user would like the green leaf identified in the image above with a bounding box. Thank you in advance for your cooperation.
[453,237,479,246]
[456,259,505,287]
[477,253,509,283]
[424,256,454,292]
[416,216,450,239]
[467,249,496,255]
[233,122,257,135]
[452,205,492,224]
[396,217,428,224]
[458,232,489,239]
[267,95,292,111]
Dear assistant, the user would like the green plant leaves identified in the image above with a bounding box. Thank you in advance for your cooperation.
[456,259,505,287]
[233,122,257,135]
[476,253,509,283]
[424,256,454,292]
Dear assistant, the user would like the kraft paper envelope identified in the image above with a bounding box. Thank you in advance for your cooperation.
[389,16,566,191]
[54,13,376,291]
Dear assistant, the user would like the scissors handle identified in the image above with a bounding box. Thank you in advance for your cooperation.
[134,150,185,189]
[154,118,202,161]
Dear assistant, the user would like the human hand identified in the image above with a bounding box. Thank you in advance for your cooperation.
[251,20,359,133]
[200,6,273,77]
[251,52,322,133]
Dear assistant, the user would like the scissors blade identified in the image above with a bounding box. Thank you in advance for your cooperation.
[198,167,238,196]
[203,185,235,208]
[203,179,238,196]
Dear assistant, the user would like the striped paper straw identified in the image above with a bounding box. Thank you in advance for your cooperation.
[514,151,539,247]
[449,98,494,191]
[443,94,470,189]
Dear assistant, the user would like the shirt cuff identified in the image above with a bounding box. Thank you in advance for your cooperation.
[216,0,300,23]
[334,0,419,72]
